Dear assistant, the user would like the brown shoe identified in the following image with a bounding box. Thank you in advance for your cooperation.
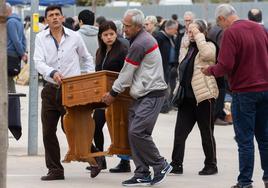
[41,172,64,181]
[90,166,101,178]
[90,156,105,178]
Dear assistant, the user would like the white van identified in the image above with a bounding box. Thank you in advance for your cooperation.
[159,0,192,5]
[106,1,141,7]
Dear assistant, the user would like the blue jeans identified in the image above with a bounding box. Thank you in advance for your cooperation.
[118,155,131,161]
[232,91,268,186]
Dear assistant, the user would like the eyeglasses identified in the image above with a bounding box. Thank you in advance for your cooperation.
[184,19,192,23]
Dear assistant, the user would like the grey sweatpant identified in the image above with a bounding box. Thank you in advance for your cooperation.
[128,95,166,178]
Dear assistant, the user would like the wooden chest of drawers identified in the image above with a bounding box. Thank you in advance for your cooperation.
[61,71,132,166]
[62,71,119,107]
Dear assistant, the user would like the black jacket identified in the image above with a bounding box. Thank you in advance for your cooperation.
[95,39,128,72]
[154,31,179,73]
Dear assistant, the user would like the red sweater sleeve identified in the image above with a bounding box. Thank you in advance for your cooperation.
[209,29,237,78]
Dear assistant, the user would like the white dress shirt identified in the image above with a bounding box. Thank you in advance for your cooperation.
[34,27,95,84]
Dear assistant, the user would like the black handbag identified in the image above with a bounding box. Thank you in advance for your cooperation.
[8,55,21,77]
[172,84,185,107]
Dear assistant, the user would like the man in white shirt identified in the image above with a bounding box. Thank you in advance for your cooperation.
[34,5,94,181]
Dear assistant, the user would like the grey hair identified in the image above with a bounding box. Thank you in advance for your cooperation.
[215,4,237,19]
[165,19,178,29]
[124,9,144,27]
[184,11,195,19]
[193,19,208,34]
[145,15,157,25]
[113,20,123,35]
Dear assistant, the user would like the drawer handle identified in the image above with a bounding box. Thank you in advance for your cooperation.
[68,85,73,89]
[94,89,99,94]
[93,80,98,84]
[67,94,73,99]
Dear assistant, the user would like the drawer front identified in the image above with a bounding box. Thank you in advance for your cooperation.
[63,86,104,106]
[65,78,103,93]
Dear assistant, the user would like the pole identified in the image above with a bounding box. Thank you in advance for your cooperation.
[0,1,8,188]
[28,0,39,155]
[127,0,130,9]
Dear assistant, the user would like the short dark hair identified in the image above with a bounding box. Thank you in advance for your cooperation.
[248,8,262,23]
[78,9,95,26]
[45,5,62,18]
[156,16,163,24]
[39,16,45,23]
[171,14,178,21]
[96,16,106,26]
[64,17,75,30]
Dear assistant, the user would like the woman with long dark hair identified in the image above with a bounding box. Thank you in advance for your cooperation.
[88,21,129,174]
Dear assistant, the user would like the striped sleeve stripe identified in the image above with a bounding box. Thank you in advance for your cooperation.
[125,58,140,66]
[145,44,159,54]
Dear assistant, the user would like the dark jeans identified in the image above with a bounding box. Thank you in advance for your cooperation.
[232,91,268,186]
[171,98,217,167]
[161,64,178,112]
[41,83,65,174]
[214,88,226,121]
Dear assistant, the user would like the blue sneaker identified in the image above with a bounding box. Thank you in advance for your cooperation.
[122,175,152,187]
[151,162,173,185]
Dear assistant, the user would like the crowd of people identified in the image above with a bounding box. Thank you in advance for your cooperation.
[6,2,268,188]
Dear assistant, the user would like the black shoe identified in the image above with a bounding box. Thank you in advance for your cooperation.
[86,157,107,171]
[122,175,151,186]
[170,163,183,174]
[231,183,253,188]
[151,162,172,185]
[214,118,229,126]
[41,172,65,181]
[109,159,131,173]
[265,182,268,188]
[198,166,218,175]
[90,156,105,178]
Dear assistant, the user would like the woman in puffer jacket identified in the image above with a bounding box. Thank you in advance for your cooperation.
[170,19,219,176]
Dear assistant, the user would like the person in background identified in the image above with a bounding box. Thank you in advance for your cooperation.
[207,23,230,126]
[39,16,47,31]
[63,17,75,30]
[179,11,195,63]
[154,19,179,113]
[78,9,99,62]
[6,3,28,93]
[95,16,106,28]
[34,5,94,181]
[170,19,218,176]
[72,16,80,31]
[201,4,268,188]
[144,15,158,36]
[248,8,268,31]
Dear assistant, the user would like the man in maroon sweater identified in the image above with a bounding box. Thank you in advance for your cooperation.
[201,4,268,188]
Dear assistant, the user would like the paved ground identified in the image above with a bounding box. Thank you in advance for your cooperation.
[7,85,265,188]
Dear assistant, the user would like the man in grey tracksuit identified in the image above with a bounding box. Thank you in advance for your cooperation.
[102,9,172,186]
